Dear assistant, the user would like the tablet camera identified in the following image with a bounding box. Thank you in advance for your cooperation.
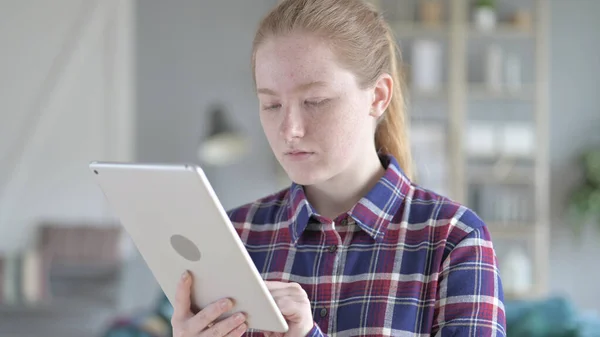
[170,234,202,262]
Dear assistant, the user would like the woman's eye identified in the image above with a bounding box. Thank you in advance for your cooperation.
[263,104,281,111]
[305,99,329,107]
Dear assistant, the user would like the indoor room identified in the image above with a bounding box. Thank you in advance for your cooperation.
[0,0,599,336]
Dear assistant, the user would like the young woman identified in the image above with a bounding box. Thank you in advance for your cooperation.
[171,0,506,336]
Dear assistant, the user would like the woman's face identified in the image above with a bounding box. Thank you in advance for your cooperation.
[254,33,382,186]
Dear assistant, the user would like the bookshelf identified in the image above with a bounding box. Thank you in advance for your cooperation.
[367,0,550,300]
[0,224,123,312]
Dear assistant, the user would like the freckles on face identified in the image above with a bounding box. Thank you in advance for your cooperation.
[310,91,363,153]
[254,33,375,182]
[255,36,337,107]
[255,34,371,134]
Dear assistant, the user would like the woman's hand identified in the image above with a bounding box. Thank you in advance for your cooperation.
[263,281,315,337]
[171,271,248,337]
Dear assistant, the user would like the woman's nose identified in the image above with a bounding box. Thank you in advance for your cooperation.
[280,105,305,142]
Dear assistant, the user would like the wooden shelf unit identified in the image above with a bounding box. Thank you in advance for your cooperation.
[367,0,550,299]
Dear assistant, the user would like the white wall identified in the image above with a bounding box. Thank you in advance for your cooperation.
[0,0,135,253]
[135,0,281,211]
[119,0,283,315]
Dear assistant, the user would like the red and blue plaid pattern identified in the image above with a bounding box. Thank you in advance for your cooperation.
[228,155,506,337]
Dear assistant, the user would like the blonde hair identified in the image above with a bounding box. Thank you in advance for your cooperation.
[252,0,413,179]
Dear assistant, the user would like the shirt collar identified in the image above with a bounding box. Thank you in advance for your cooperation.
[287,154,411,243]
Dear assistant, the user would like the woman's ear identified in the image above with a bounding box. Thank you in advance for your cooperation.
[369,73,393,118]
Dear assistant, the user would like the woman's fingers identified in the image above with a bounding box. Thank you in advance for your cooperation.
[268,283,309,302]
[270,290,307,305]
[171,271,248,336]
[267,282,311,318]
[223,322,249,337]
[172,271,193,323]
[186,298,235,334]
[264,281,314,336]
[206,312,248,337]
[264,280,294,290]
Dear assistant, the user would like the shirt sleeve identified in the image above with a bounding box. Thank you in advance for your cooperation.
[432,221,507,337]
[305,322,327,337]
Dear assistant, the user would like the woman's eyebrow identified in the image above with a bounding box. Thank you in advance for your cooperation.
[257,81,328,96]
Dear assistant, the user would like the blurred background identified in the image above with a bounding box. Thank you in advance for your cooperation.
[0,0,599,336]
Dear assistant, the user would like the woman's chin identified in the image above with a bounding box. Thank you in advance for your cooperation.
[286,169,325,186]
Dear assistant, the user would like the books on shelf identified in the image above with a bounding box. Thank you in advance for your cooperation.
[0,249,47,306]
[410,122,450,197]
[0,223,123,307]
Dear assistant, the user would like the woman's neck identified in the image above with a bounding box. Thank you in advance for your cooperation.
[304,151,385,220]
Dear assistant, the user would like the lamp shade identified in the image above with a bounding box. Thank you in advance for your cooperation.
[197,104,248,166]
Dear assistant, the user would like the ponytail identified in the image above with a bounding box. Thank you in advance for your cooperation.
[375,28,413,179]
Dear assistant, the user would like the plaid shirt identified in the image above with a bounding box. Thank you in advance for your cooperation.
[228,155,506,337]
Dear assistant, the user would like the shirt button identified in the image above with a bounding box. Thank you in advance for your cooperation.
[320,308,328,317]
[340,218,348,226]
[328,245,337,253]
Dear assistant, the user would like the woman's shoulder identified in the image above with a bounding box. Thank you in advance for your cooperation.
[226,186,292,227]
[406,183,489,243]
[382,154,488,240]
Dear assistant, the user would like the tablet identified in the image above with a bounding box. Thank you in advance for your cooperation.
[89,161,289,333]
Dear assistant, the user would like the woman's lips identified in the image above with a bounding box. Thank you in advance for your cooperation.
[285,151,314,160]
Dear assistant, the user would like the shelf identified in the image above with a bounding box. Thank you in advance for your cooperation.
[487,221,536,229]
[504,288,545,301]
[468,24,535,39]
[408,86,449,100]
[377,0,549,299]
[390,21,449,38]
[467,154,536,165]
[468,173,534,186]
[486,223,536,239]
[467,156,536,185]
[0,297,111,315]
[468,84,535,101]
[0,302,54,314]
